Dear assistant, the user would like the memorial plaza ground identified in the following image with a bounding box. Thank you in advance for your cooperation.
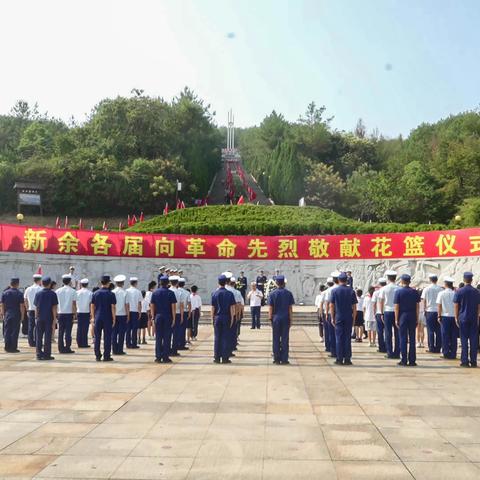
[1,325,480,479]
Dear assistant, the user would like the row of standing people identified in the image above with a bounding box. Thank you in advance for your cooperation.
[315,270,480,367]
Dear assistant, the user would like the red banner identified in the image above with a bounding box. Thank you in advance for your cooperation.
[1,223,480,261]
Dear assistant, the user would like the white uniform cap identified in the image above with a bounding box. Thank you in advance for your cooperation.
[222,271,233,279]
[428,273,438,279]
[178,277,186,283]
[230,277,236,282]
[159,266,166,270]
[114,274,126,283]
[444,276,455,283]
[62,274,72,280]
[331,271,340,278]
[130,276,138,282]
[33,273,42,279]
[169,275,180,281]
[327,277,333,283]
[385,270,397,276]
[80,278,89,284]
[378,277,387,284]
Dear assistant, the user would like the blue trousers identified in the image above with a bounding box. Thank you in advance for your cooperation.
[180,312,188,347]
[4,312,20,352]
[384,311,399,357]
[328,314,336,356]
[171,313,182,353]
[335,318,353,362]
[36,319,52,358]
[324,315,331,351]
[459,321,478,365]
[426,311,441,353]
[76,312,90,347]
[376,313,386,352]
[58,313,73,352]
[155,315,172,361]
[27,310,36,347]
[126,311,139,348]
[192,308,200,338]
[214,315,230,360]
[440,316,458,359]
[94,317,113,359]
[272,316,289,363]
[251,306,261,328]
[399,314,416,364]
[112,315,127,354]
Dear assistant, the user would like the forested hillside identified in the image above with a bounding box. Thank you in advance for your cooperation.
[238,103,480,225]
[0,89,221,215]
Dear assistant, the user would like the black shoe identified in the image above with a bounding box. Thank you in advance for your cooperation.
[37,356,45,361]
[222,359,232,364]
[163,358,172,363]
[118,351,127,355]
[44,356,55,360]
[344,360,353,366]
[334,359,343,365]
[29,343,36,347]
[66,349,75,354]
[230,353,236,357]
[142,340,147,345]
[281,360,290,365]
[273,360,280,364]
[471,363,478,368]
[408,362,417,367]
[250,327,255,329]
[132,345,140,349]
[330,353,336,358]
[155,358,162,363]
[96,356,102,361]
[460,363,470,368]
[103,357,114,362]
[213,358,221,364]
[397,361,407,366]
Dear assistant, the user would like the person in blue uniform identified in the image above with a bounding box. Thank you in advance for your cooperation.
[91,275,116,362]
[211,274,236,364]
[150,275,177,363]
[394,274,420,367]
[0,277,25,353]
[33,277,58,360]
[237,272,248,301]
[330,272,357,365]
[454,272,480,367]
[256,270,267,305]
[268,275,295,365]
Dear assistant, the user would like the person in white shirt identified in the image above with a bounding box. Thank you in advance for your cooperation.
[76,278,92,348]
[144,281,156,340]
[354,289,365,342]
[248,282,263,329]
[56,274,77,354]
[178,278,191,349]
[379,270,400,359]
[189,285,202,341]
[68,266,78,290]
[314,285,326,339]
[437,276,458,359]
[421,273,443,353]
[417,291,426,348]
[363,286,377,346]
[372,278,387,353]
[169,275,183,356]
[229,276,244,352]
[24,273,42,347]
[126,277,142,349]
[112,275,129,355]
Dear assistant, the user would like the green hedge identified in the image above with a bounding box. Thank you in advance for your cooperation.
[128,205,447,235]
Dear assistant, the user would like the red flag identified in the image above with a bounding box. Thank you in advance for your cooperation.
[163,202,169,215]
[250,190,257,201]
[139,212,145,222]
[78,218,84,230]
[237,195,245,205]
[127,214,132,227]
[55,217,60,228]
[36,265,42,275]
[176,199,181,210]
[64,216,69,229]
[180,200,185,209]
[132,215,137,226]
[102,221,108,231]
[118,221,123,231]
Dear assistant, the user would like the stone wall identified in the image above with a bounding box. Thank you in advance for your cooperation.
[1,252,479,304]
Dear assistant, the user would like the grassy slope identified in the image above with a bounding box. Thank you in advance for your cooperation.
[128,205,447,236]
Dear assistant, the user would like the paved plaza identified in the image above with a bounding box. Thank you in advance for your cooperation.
[1,326,480,479]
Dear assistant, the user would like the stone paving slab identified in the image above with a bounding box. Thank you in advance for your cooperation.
[0,326,480,478]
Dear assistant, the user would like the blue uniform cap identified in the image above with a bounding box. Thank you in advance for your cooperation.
[338,272,348,281]
[101,275,110,283]
[159,275,169,282]
[464,271,474,279]
[275,275,285,283]
[218,274,227,282]
[10,277,19,283]
[42,276,51,283]
[400,274,411,282]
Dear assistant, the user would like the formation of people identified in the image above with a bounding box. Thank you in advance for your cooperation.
[315,270,480,367]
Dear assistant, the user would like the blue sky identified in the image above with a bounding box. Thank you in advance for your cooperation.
[0,0,479,137]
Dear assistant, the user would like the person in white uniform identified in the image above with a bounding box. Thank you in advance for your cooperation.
[76,278,92,348]
[421,274,443,353]
[379,270,400,359]
[24,273,42,347]
[112,275,129,355]
[436,276,458,359]
[56,274,77,354]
